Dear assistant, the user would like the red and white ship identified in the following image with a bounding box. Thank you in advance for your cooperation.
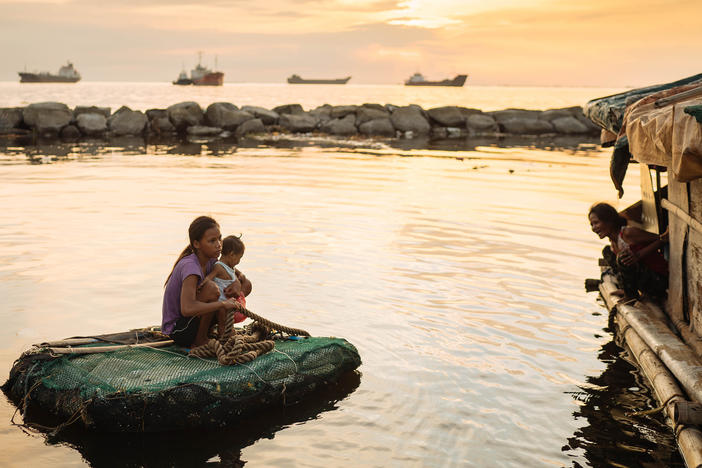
[173,53,224,86]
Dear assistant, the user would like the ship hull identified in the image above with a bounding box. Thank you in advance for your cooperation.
[287,76,351,85]
[405,75,467,87]
[193,72,223,86]
[18,72,80,83]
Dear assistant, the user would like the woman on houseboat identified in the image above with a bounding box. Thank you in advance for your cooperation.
[588,202,668,300]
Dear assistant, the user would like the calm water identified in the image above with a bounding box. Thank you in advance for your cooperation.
[0,81,627,112]
[0,84,683,467]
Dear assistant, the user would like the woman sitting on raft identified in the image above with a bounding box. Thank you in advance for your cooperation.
[588,202,668,300]
[162,216,246,348]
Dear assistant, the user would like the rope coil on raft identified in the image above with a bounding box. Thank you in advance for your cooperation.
[188,305,310,366]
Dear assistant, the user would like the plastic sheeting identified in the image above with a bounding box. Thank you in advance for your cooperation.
[585,73,702,137]
[624,85,702,182]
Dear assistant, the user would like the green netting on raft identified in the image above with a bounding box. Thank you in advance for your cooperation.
[34,338,357,399]
[3,336,361,431]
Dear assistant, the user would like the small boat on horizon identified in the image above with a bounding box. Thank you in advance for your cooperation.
[173,53,223,86]
[287,74,351,85]
[404,73,467,87]
[19,61,81,83]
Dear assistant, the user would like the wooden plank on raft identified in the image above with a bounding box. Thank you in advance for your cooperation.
[45,340,175,355]
[689,179,702,336]
[665,183,691,324]
[599,275,702,468]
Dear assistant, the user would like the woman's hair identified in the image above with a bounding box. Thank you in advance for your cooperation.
[165,216,219,286]
[222,234,245,256]
[588,202,627,230]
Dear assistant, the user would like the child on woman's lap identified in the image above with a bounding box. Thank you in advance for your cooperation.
[206,235,251,324]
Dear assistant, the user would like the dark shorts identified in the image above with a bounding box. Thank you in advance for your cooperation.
[170,316,200,348]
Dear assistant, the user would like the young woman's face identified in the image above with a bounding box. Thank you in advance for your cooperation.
[588,213,611,239]
[193,226,222,259]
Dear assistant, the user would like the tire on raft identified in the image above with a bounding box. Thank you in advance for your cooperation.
[2,329,361,432]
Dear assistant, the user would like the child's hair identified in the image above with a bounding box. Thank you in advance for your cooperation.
[588,203,627,230]
[222,234,245,256]
[165,216,219,286]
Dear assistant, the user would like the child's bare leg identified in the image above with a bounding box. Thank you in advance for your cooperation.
[216,308,228,339]
[193,311,215,347]
[241,278,252,297]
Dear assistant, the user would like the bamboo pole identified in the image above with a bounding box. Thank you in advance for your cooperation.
[662,199,702,235]
[43,340,175,355]
[600,276,702,467]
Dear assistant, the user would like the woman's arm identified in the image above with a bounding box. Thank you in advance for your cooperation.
[621,226,661,246]
[619,227,668,265]
[180,275,240,317]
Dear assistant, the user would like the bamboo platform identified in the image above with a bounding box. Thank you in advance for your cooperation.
[599,272,702,467]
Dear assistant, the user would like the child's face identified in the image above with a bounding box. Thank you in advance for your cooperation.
[224,251,244,266]
[197,279,220,303]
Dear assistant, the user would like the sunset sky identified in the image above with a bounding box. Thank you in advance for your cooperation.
[1,0,700,85]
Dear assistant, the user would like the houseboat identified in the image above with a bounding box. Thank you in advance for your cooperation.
[584,72,702,466]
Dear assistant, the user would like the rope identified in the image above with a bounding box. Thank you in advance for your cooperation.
[189,305,310,366]
[238,306,310,337]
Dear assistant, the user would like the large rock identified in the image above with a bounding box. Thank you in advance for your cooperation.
[151,116,176,134]
[273,104,304,115]
[241,106,279,125]
[22,102,73,136]
[540,107,580,122]
[500,118,554,134]
[466,114,498,133]
[309,105,333,123]
[321,114,357,135]
[76,113,107,136]
[234,118,265,137]
[358,118,395,136]
[60,124,81,139]
[356,107,389,125]
[0,108,23,130]
[205,103,253,130]
[186,125,223,136]
[361,103,386,112]
[279,113,318,132]
[427,106,465,127]
[490,109,542,123]
[205,102,254,130]
[74,106,111,119]
[108,106,147,136]
[146,108,168,121]
[551,116,589,134]
[167,102,204,131]
[330,105,357,119]
[390,106,430,135]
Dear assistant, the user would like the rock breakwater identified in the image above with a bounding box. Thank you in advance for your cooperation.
[0,101,600,144]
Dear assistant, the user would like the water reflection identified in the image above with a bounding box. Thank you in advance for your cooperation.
[14,371,360,467]
[563,315,683,467]
[0,132,601,165]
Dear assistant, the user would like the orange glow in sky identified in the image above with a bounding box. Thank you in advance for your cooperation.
[0,0,700,85]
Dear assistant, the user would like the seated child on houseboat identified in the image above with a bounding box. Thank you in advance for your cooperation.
[588,202,668,300]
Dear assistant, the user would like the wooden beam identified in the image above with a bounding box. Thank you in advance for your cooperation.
[663,198,702,234]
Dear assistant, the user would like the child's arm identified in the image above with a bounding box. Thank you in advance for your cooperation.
[181,275,239,317]
[207,263,232,281]
[234,269,253,297]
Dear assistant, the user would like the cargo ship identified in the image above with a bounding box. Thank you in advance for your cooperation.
[404,73,467,87]
[287,74,351,84]
[18,62,81,83]
[172,54,223,86]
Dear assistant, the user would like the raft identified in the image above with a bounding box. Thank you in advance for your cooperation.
[2,328,361,432]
